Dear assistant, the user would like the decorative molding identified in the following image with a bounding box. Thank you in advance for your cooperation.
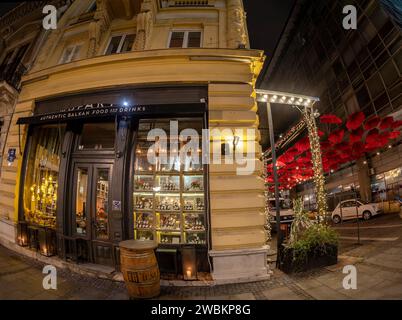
[87,0,112,58]
[227,0,247,49]
[0,82,19,113]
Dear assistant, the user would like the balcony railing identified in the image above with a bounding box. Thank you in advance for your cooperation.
[159,0,213,8]
[0,63,27,91]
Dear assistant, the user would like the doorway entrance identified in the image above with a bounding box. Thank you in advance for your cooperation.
[71,161,115,266]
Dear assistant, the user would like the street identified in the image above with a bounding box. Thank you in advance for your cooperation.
[0,212,401,300]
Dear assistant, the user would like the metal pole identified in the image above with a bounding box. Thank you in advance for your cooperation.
[354,185,361,245]
[266,101,283,261]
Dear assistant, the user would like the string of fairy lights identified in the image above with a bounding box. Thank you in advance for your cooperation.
[262,155,272,241]
[302,106,327,224]
[256,90,327,229]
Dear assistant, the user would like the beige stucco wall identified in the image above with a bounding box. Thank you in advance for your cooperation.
[0,48,265,252]
[0,1,266,259]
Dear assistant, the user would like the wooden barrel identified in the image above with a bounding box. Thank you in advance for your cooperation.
[119,240,160,299]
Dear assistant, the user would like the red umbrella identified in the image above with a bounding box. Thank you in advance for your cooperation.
[346,112,365,131]
[364,115,381,130]
[286,147,299,158]
[391,120,402,129]
[278,153,293,164]
[295,136,310,153]
[379,116,395,130]
[320,114,343,124]
[350,142,365,160]
[389,131,401,139]
[349,133,363,143]
[320,141,331,151]
[328,129,345,145]
[337,142,351,152]
[364,129,387,150]
[297,156,311,163]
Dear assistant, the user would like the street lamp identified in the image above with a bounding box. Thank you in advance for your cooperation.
[256,89,321,259]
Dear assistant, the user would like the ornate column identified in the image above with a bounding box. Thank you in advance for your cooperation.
[134,0,154,51]
[227,0,247,49]
[87,0,111,57]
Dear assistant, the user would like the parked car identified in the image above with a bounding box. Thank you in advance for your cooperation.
[269,198,294,230]
[331,200,382,223]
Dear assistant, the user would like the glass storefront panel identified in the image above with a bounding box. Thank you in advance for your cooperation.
[78,122,115,150]
[23,126,65,228]
[372,167,402,201]
[133,118,207,245]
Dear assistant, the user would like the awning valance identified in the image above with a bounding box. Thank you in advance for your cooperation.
[16,103,206,125]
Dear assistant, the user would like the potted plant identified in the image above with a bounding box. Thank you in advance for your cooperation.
[278,198,339,273]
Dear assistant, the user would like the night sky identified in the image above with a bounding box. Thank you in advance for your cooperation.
[243,0,296,63]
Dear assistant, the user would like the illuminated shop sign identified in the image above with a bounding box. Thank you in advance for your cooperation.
[17,103,205,125]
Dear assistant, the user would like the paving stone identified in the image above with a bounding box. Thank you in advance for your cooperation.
[262,286,303,300]
[1,238,402,300]
[228,293,256,300]
[205,295,232,300]
[294,278,323,291]
[305,285,349,300]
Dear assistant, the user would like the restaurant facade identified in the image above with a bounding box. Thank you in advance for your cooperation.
[0,0,268,283]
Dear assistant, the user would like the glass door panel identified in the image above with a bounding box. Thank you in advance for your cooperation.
[94,168,110,240]
[75,167,89,236]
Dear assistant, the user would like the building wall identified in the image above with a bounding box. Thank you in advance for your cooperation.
[262,0,401,204]
[0,1,70,241]
[0,0,268,282]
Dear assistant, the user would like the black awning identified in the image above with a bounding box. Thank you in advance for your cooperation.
[17,103,206,125]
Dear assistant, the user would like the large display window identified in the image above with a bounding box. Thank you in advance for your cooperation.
[23,125,65,228]
[133,118,207,246]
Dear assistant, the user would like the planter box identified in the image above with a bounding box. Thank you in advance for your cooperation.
[278,244,338,273]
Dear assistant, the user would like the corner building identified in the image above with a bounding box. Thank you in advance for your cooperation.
[0,0,269,283]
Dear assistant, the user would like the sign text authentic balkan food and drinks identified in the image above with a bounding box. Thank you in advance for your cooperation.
[38,103,147,122]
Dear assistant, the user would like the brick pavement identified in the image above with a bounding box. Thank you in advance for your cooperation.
[1,233,402,300]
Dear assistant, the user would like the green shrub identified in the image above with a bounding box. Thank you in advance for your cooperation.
[284,224,339,268]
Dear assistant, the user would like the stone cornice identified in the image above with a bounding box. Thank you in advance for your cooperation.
[22,47,265,83]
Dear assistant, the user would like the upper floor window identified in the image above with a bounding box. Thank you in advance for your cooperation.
[168,31,202,48]
[59,44,82,64]
[105,34,136,55]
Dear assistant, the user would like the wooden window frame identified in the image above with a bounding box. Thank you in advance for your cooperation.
[104,33,136,55]
[59,44,83,64]
[167,30,203,48]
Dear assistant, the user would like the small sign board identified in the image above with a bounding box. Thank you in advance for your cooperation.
[7,148,16,163]
[112,200,122,211]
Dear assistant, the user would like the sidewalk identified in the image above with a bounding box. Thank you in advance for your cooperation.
[0,237,401,300]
